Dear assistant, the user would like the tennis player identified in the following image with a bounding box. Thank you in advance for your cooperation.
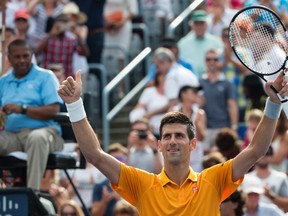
[58,71,288,215]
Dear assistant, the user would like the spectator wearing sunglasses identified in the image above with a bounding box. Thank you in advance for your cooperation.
[199,48,238,152]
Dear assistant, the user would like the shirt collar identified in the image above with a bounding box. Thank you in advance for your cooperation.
[158,167,198,186]
[6,64,35,82]
[202,72,226,81]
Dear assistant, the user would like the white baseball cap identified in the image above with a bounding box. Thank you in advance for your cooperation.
[241,175,264,194]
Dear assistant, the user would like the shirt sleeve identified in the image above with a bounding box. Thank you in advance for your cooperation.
[111,163,155,205]
[92,182,104,201]
[202,159,244,202]
[279,178,288,196]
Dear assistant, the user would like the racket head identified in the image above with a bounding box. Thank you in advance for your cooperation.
[229,5,288,78]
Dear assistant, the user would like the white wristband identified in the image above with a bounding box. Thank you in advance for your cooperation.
[65,98,86,122]
[264,98,282,120]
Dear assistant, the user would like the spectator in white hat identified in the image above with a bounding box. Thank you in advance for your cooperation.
[241,175,284,216]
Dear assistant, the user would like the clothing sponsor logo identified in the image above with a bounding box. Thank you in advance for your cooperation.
[192,186,198,193]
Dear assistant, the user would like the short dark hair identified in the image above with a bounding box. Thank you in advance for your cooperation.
[130,118,149,130]
[215,128,238,151]
[202,151,226,169]
[160,37,178,49]
[8,39,30,55]
[178,85,202,101]
[223,188,246,216]
[159,112,195,140]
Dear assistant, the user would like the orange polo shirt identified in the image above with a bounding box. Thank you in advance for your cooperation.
[111,159,243,216]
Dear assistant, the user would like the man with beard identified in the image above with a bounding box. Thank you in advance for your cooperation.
[246,146,288,212]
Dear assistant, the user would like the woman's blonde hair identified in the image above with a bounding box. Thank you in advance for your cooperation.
[245,109,263,123]
[113,199,138,216]
[58,200,84,216]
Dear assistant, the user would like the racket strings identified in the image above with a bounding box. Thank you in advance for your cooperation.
[230,7,288,75]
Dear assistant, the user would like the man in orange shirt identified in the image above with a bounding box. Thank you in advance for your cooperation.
[58,71,288,215]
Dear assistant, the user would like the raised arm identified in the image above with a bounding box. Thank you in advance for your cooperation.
[232,72,288,181]
[58,72,120,184]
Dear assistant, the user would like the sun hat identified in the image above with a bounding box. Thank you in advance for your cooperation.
[62,2,87,24]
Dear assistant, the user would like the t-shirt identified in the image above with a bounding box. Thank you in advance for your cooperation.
[111,159,243,216]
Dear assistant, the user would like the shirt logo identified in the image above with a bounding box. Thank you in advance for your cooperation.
[192,186,198,193]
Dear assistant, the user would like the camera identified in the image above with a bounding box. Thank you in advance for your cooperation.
[58,23,71,32]
[138,130,147,140]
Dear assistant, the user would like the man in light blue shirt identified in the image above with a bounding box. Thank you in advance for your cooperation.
[178,10,223,78]
[0,39,64,190]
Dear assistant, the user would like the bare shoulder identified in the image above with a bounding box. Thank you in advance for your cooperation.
[196,108,206,117]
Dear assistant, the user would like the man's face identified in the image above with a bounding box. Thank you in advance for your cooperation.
[14,18,29,32]
[245,193,260,209]
[159,123,195,165]
[8,45,32,77]
[155,59,171,75]
[181,89,198,104]
[192,21,207,38]
[131,122,149,143]
[205,52,220,72]
[255,155,269,169]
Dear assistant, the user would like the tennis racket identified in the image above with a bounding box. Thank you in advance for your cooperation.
[229,5,288,118]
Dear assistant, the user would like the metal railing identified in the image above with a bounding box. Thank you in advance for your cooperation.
[88,63,108,90]
[86,63,108,128]
[103,44,130,93]
[166,0,204,37]
[102,47,152,151]
[132,23,150,51]
[131,23,151,81]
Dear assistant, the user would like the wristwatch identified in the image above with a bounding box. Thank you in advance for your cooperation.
[21,105,28,114]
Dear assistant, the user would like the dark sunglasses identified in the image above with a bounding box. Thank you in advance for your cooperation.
[15,18,28,22]
[206,57,219,62]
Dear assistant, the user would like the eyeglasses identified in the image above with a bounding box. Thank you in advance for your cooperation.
[206,58,219,62]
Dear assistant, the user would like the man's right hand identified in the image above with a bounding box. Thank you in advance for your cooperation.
[58,71,82,104]
[265,71,288,104]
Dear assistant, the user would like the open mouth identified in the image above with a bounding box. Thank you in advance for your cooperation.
[168,148,179,153]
